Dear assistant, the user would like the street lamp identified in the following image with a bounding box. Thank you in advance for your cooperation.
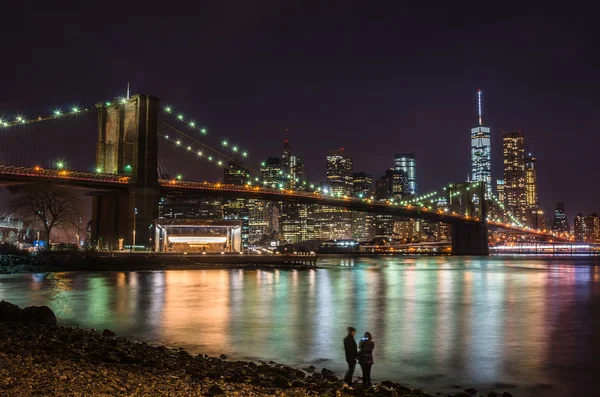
[132,207,138,252]
[76,216,82,247]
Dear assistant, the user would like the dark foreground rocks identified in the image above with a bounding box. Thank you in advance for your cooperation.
[0,300,57,325]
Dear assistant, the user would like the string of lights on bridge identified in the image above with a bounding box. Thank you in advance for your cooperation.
[161,105,250,160]
[0,106,92,128]
[0,96,143,129]
[159,128,333,192]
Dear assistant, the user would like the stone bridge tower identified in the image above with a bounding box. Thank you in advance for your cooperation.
[91,94,160,249]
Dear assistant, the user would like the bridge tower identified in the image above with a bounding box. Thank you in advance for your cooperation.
[449,181,489,255]
[91,94,160,249]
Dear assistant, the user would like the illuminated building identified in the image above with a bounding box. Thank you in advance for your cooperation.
[260,157,282,185]
[224,161,249,186]
[525,153,538,208]
[374,170,408,201]
[158,195,222,220]
[387,169,408,200]
[313,149,353,240]
[280,140,305,189]
[575,213,600,243]
[394,218,420,242]
[503,130,527,223]
[154,219,242,253]
[496,179,505,205]
[280,204,316,244]
[352,172,372,198]
[420,221,449,242]
[574,213,585,242]
[394,153,417,196]
[280,202,302,244]
[351,211,375,242]
[351,172,374,241]
[524,151,541,228]
[326,149,353,196]
[313,205,352,240]
[375,214,396,239]
[552,202,570,233]
[470,90,492,198]
[247,199,275,245]
[584,213,600,243]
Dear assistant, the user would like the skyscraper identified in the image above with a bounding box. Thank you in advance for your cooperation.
[352,172,372,198]
[326,149,353,196]
[394,153,417,196]
[503,130,527,223]
[524,150,541,228]
[351,172,375,241]
[552,202,570,233]
[496,179,505,205]
[584,213,600,244]
[574,213,585,242]
[525,153,538,208]
[470,90,492,198]
[574,213,600,243]
[280,141,305,189]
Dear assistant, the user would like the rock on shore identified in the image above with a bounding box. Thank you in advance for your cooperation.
[0,300,57,325]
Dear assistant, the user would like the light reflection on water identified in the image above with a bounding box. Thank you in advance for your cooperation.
[1,256,600,396]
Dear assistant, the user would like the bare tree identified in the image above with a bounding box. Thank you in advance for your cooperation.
[9,182,82,247]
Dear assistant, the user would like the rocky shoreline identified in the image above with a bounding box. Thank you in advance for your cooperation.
[0,302,517,397]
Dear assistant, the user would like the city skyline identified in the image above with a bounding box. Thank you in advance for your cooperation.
[1,4,598,219]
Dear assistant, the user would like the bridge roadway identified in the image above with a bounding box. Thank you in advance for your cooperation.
[0,164,562,239]
[0,164,478,225]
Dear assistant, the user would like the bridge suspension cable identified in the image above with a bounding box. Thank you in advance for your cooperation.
[158,119,250,170]
[161,105,250,160]
[0,106,92,129]
[158,119,327,192]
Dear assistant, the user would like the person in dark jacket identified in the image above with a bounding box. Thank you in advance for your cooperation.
[343,326,358,387]
[358,331,375,389]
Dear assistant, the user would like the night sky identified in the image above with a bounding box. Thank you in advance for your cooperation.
[1,3,599,220]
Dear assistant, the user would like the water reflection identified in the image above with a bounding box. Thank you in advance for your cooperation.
[1,257,600,396]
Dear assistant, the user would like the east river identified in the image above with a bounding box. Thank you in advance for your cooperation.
[1,256,599,396]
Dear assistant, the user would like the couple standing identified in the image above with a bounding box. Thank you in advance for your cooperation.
[343,326,374,389]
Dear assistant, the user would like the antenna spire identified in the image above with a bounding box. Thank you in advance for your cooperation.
[126,82,130,99]
[477,89,483,125]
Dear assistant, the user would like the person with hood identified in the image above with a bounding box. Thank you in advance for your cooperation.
[343,326,358,387]
[358,331,375,389]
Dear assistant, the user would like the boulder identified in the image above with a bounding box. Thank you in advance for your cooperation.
[21,305,57,325]
[219,354,228,360]
[206,384,225,396]
[488,392,501,397]
[376,386,398,397]
[273,374,291,388]
[321,367,335,377]
[502,393,514,397]
[0,300,22,322]
[102,329,116,337]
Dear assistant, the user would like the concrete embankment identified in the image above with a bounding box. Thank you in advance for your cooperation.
[0,252,317,274]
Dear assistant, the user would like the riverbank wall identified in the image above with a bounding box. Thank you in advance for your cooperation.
[0,252,317,274]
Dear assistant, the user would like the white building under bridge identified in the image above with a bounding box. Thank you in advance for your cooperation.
[154,219,242,253]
